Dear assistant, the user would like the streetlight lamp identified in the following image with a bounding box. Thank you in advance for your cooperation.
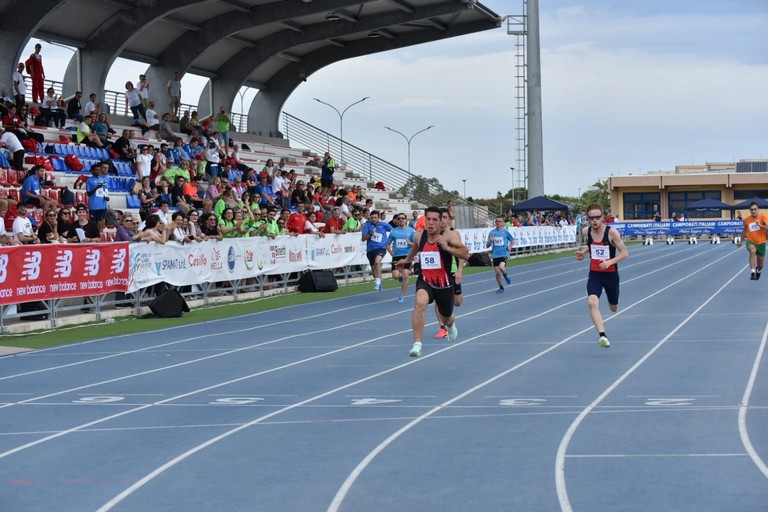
[384,125,433,180]
[462,179,467,199]
[312,96,369,163]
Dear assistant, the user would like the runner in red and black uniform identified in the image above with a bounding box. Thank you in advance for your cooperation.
[574,203,629,348]
[398,206,470,357]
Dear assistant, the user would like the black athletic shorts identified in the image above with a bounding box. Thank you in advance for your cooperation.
[417,278,454,318]
[587,270,620,305]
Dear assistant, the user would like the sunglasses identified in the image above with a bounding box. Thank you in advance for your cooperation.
[46,213,56,217]
[587,215,602,220]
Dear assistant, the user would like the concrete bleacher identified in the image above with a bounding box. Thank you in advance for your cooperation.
[2,118,423,225]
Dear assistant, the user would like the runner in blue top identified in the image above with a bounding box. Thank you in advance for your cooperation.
[85,164,110,231]
[386,213,415,302]
[486,216,515,293]
[362,210,392,291]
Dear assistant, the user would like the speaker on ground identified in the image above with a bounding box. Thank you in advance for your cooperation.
[298,270,338,292]
[149,288,190,318]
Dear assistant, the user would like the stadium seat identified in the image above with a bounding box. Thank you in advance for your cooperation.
[126,194,141,208]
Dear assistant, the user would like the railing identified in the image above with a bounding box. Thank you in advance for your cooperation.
[281,112,493,228]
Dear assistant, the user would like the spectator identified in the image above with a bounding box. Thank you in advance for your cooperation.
[21,164,54,210]
[290,180,311,208]
[170,175,192,215]
[124,81,149,135]
[145,101,160,131]
[287,203,309,234]
[137,176,158,220]
[24,43,45,104]
[323,207,345,234]
[13,204,39,244]
[150,149,167,183]
[254,175,275,208]
[84,93,101,117]
[113,129,137,162]
[0,217,16,245]
[320,152,335,196]
[137,74,150,109]
[166,71,182,121]
[55,208,72,238]
[115,213,138,242]
[157,112,181,144]
[36,208,64,243]
[15,105,45,143]
[93,112,114,144]
[205,139,222,179]
[343,208,363,232]
[76,114,104,148]
[0,126,25,171]
[185,210,205,241]
[136,213,169,244]
[12,62,26,108]
[215,107,231,154]
[179,110,192,135]
[41,87,66,128]
[85,165,109,231]
[67,91,84,122]
[66,204,100,243]
[304,211,324,237]
[2,104,31,141]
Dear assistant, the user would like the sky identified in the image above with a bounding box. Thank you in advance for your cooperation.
[23,0,768,199]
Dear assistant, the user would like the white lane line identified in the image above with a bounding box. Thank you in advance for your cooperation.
[738,318,768,479]
[326,249,737,512]
[554,266,743,512]
[567,453,747,458]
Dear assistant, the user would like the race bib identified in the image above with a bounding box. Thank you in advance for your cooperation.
[590,245,609,260]
[370,232,383,243]
[420,251,441,270]
[493,236,505,246]
[748,221,761,232]
[395,238,408,248]
[95,187,106,198]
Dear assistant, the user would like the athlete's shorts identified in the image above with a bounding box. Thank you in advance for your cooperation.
[392,255,411,270]
[367,248,386,266]
[587,270,620,306]
[89,209,107,221]
[493,257,507,267]
[746,241,766,258]
[417,278,455,318]
[321,178,333,189]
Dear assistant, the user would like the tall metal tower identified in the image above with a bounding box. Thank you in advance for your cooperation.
[506,0,544,199]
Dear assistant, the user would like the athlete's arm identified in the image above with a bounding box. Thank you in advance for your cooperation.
[398,230,422,266]
[574,226,590,260]
[442,230,470,261]
[605,228,629,268]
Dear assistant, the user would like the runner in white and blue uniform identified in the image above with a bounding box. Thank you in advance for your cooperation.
[362,210,392,291]
[386,213,415,302]
[486,216,515,293]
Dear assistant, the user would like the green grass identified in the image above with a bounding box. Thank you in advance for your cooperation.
[1,250,571,350]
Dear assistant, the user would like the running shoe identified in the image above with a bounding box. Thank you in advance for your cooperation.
[447,323,458,341]
[374,283,382,291]
[409,342,422,357]
[751,273,757,281]
[504,273,511,285]
[496,287,504,294]
[598,335,611,348]
[757,271,762,281]
[434,328,448,339]
[397,296,404,303]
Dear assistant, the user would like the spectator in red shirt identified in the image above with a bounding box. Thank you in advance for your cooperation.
[323,207,345,234]
[287,202,308,234]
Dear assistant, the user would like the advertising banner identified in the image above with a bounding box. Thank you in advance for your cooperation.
[608,220,742,237]
[0,243,129,306]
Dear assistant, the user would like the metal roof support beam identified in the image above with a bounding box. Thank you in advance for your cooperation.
[387,0,414,13]
[162,16,202,32]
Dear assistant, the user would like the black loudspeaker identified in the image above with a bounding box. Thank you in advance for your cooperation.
[18,300,49,321]
[467,252,492,266]
[298,270,338,292]
[149,288,190,317]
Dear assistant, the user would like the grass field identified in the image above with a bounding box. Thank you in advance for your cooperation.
[1,251,572,351]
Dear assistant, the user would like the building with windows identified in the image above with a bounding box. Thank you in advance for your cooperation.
[607,159,768,221]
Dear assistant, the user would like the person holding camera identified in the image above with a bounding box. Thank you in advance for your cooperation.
[215,107,232,156]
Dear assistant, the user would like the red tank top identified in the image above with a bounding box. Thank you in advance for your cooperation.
[587,226,617,273]
[419,238,452,288]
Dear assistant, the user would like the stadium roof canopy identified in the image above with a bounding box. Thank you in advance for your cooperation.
[1,0,501,136]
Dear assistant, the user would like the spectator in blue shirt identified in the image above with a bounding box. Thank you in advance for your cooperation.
[21,165,53,210]
[86,163,110,231]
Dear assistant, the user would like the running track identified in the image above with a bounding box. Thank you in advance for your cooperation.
[1,242,767,511]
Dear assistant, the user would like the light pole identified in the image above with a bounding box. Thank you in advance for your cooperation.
[510,167,515,205]
[462,179,467,199]
[384,125,434,180]
[312,96,369,163]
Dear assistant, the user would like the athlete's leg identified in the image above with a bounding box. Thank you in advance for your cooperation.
[399,268,410,297]
[588,294,605,332]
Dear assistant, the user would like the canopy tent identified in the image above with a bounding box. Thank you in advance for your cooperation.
[507,196,572,212]
[732,197,768,210]
[685,199,733,210]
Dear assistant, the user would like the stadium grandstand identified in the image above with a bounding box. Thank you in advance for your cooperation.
[0,0,525,331]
